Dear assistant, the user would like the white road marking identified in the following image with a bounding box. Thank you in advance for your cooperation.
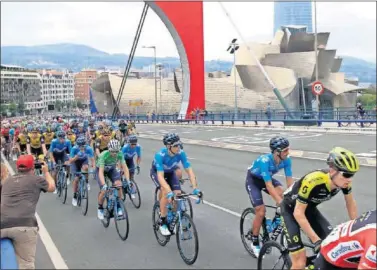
[1,154,69,270]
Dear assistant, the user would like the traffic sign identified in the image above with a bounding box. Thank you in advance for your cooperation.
[312,81,324,96]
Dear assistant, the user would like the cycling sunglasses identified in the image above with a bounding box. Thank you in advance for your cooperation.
[339,171,354,179]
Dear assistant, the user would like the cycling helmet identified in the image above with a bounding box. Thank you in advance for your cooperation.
[78,123,84,128]
[76,136,86,146]
[108,139,120,152]
[326,147,359,174]
[57,130,66,138]
[128,135,138,144]
[269,136,290,152]
[163,133,180,146]
[46,127,52,133]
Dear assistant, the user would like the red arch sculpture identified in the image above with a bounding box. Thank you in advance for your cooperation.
[146,1,205,117]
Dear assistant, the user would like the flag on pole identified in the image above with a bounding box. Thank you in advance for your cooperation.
[89,88,98,114]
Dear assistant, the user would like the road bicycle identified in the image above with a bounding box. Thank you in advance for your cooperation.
[154,177,194,219]
[257,237,316,270]
[121,167,141,209]
[74,170,95,216]
[152,192,203,265]
[240,204,285,258]
[55,161,69,204]
[101,175,130,241]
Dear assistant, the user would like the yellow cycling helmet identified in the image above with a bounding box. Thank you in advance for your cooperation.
[326,147,359,174]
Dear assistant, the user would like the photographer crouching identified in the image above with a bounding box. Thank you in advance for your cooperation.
[1,154,55,269]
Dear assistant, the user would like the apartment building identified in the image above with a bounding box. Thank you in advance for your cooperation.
[0,64,44,111]
[39,69,75,108]
[74,69,97,105]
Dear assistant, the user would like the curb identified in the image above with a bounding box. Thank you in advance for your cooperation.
[138,122,376,135]
[138,134,376,168]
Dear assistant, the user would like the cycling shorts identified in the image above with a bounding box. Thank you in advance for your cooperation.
[19,144,27,153]
[150,168,181,191]
[53,152,69,166]
[280,200,333,253]
[125,158,135,175]
[45,144,51,151]
[31,147,43,157]
[245,170,282,207]
[71,159,88,176]
[96,165,121,188]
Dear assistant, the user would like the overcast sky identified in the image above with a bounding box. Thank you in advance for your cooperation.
[1,2,376,62]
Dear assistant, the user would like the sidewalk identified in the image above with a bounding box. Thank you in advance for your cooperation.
[138,133,376,167]
[141,120,376,135]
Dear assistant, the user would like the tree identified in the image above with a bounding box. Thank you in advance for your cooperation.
[77,100,83,109]
[0,104,8,116]
[8,102,17,115]
[55,100,63,112]
[17,100,26,115]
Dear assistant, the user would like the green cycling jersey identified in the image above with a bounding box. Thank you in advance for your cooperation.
[96,150,125,167]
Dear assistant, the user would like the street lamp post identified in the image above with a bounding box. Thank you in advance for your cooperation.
[227,38,240,120]
[314,1,320,111]
[142,45,157,114]
[156,64,163,114]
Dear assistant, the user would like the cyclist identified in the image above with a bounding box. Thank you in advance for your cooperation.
[313,209,376,270]
[121,135,141,179]
[49,131,72,193]
[68,137,95,206]
[15,128,28,155]
[96,139,130,220]
[280,147,359,270]
[43,127,56,151]
[150,133,200,236]
[246,136,293,256]
[118,119,128,137]
[27,127,47,157]
[66,130,76,146]
[94,128,112,157]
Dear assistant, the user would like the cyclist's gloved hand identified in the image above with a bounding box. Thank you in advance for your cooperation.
[136,166,140,175]
[192,188,202,204]
[313,240,322,254]
[101,184,108,191]
[166,191,174,200]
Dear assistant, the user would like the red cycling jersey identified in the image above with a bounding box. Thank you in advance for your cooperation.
[320,210,376,269]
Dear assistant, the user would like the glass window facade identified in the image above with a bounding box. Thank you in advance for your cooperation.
[273,2,313,35]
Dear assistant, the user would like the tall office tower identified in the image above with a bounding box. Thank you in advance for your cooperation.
[273,1,313,35]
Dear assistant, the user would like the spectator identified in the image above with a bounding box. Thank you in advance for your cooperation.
[265,103,272,126]
[1,155,55,269]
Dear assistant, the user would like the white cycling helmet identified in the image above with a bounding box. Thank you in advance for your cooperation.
[107,139,120,152]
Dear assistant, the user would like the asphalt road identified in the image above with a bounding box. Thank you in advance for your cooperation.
[7,136,376,269]
[136,124,377,157]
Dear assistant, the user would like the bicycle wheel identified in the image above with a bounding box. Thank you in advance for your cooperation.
[154,187,160,203]
[240,207,267,257]
[101,197,110,228]
[180,190,194,219]
[257,240,291,270]
[60,171,68,204]
[80,180,89,216]
[114,199,129,241]
[176,212,199,265]
[341,115,351,127]
[152,201,170,246]
[128,180,141,209]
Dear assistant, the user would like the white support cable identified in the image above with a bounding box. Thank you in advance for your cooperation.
[218,2,277,89]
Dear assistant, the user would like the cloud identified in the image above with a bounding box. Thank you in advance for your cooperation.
[1,2,376,62]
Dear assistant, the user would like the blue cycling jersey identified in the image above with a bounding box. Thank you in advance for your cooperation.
[249,153,292,182]
[49,138,72,154]
[121,144,141,160]
[152,147,191,173]
[9,128,15,137]
[70,145,94,160]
